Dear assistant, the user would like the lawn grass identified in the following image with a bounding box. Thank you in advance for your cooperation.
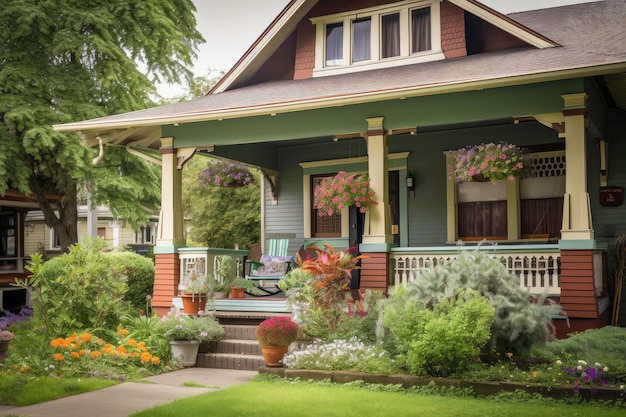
[129,379,625,417]
[0,376,117,406]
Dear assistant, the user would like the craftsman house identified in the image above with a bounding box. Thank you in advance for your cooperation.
[55,0,626,337]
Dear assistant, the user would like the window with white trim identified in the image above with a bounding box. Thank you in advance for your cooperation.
[446,150,565,242]
[312,0,443,76]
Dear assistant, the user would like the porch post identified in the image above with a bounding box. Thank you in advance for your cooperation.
[560,93,594,246]
[360,117,393,293]
[153,137,186,316]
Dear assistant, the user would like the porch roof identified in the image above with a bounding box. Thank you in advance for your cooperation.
[54,0,626,149]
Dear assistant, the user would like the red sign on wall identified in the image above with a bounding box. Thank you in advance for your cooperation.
[599,186,624,207]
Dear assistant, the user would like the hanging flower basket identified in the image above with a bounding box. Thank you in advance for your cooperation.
[199,159,255,187]
[314,171,378,217]
[448,142,532,183]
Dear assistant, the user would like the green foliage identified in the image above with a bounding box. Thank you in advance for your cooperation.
[182,156,261,249]
[530,326,626,378]
[0,0,204,249]
[383,287,494,376]
[109,252,155,313]
[399,250,556,355]
[13,238,130,338]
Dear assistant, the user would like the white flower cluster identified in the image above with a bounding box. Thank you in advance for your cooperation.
[282,337,389,371]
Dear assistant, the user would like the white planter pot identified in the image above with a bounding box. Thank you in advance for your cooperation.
[169,340,201,367]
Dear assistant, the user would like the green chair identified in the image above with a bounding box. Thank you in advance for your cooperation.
[245,234,295,296]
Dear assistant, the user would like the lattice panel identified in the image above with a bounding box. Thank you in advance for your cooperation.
[530,151,566,178]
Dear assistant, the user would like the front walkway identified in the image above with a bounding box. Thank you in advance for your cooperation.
[0,368,257,417]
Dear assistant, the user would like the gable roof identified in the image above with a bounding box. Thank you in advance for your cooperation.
[55,0,626,150]
[212,0,558,94]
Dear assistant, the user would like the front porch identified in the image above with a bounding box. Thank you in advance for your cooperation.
[164,243,610,338]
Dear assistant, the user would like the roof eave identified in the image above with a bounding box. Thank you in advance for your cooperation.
[54,63,626,135]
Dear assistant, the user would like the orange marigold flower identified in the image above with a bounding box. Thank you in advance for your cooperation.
[50,337,65,347]
[140,352,152,363]
[116,345,128,354]
[79,349,87,356]
[117,328,129,336]
[71,351,80,359]
[90,351,102,359]
[80,333,92,343]
[19,366,27,373]
[532,371,538,378]
[131,352,140,358]
[126,338,138,347]
[68,333,78,343]
[53,353,65,361]
[150,356,161,365]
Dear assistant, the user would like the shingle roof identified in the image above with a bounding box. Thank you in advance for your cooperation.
[55,0,626,134]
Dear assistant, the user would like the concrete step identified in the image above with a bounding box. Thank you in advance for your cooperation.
[215,339,262,356]
[197,352,265,371]
[222,324,258,341]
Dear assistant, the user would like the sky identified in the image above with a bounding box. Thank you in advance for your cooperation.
[157,0,596,97]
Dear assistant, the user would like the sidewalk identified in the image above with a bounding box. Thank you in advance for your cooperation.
[0,368,257,417]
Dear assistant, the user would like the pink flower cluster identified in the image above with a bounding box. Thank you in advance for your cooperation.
[314,171,378,217]
[255,316,299,347]
[449,142,532,183]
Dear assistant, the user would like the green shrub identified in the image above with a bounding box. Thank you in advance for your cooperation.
[109,252,155,313]
[14,238,129,338]
[530,326,626,380]
[399,250,557,355]
[383,287,494,376]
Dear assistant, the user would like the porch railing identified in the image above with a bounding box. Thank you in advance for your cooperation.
[390,244,561,296]
[177,248,249,292]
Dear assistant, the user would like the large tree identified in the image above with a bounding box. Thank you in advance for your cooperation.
[0,0,204,251]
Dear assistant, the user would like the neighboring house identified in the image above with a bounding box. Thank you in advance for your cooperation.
[1,195,157,312]
[0,189,58,312]
[23,204,158,257]
[56,0,626,336]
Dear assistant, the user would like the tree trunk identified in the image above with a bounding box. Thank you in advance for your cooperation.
[29,176,79,253]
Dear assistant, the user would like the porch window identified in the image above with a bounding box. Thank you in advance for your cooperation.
[447,150,565,242]
[311,1,443,76]
[312,175,341,237]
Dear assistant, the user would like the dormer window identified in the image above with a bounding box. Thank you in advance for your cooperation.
[312,0,443,76]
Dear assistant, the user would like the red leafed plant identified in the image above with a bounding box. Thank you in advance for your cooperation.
[256,316,300,347]
[299,244,367,309]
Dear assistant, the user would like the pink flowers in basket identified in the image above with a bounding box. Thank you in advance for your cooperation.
[314,171,378,216]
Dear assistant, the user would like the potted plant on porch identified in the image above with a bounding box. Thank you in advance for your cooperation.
[255,316,299,367]
[229,276,258,299]
[448,142,533,183]
[180,272,210,314]
[157,309,225,367]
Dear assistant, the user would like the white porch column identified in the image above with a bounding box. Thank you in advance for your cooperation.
[157,137,185,247]
[560,93,594,242]
[362,117,394,245]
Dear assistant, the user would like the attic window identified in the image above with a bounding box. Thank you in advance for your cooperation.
[312,0,444,77]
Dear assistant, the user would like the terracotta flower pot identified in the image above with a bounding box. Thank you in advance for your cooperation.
[260,345,289,367]
[180,293,208,314]
[230,287,245,299]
